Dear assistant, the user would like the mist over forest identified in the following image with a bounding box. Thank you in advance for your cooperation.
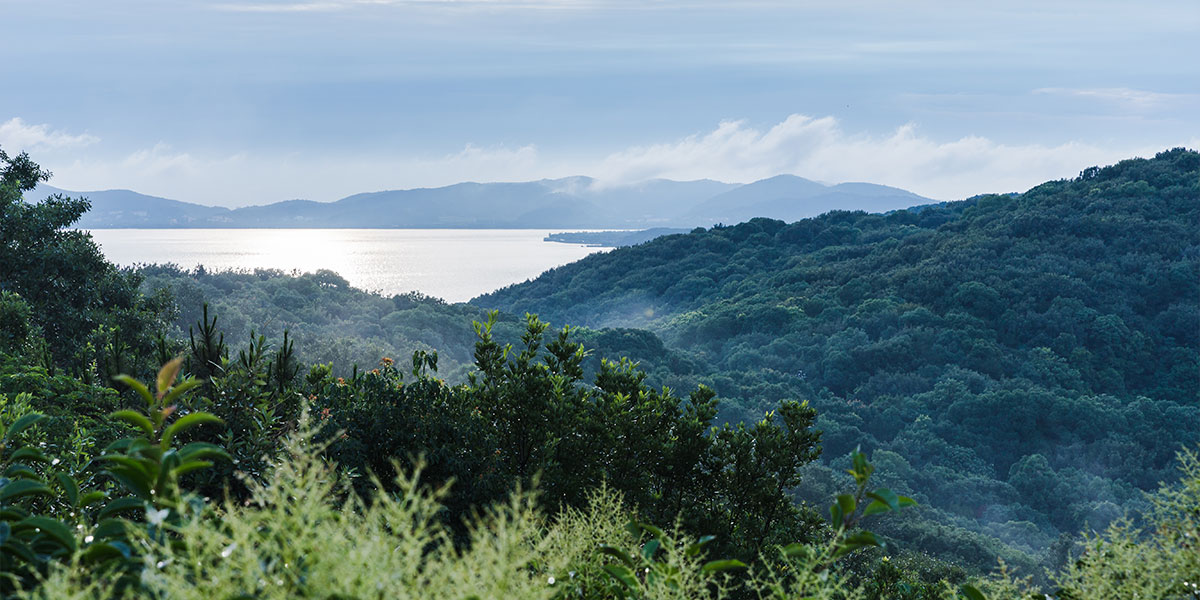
[3,145,1197,598]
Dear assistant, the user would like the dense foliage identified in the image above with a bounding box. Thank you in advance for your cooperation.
[137,263,518,379]
[0,150,168,374]
[3,146,1197,597]
[477,148,1200,572]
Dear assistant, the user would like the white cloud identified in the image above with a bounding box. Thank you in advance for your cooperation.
[35,114,1193,207]
[590,114,1175,199]
[0,118,99,154]
[1033,87,1197,111]
[211,0,596,12]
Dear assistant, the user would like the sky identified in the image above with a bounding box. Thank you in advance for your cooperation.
[1,0,1197,207]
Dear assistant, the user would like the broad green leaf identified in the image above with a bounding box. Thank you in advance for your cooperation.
[863,499,892,517]
[641,538,660,560]
[174,459,213,477]
[685,535,716,557]
[178,442,230,462]
[597,544,635,568]
[866,489,900,511]
[0,479,51,502]
[15,516,77,553]
[830,502,844,530]
[3,413,44,442]
[98,458,154,500]
[93,518,130,540]
[113,375,154,408]
[4,465,40,479]
[79,541,129,565]
[1,536,37,563]
[960,584,988,600]
[630,520,664,540]
[10,446,50,463]
[161,377,203,408]
[161,412,222,448]
[110,410,154,437]
[79,491,108,507]
[837,494,856,519]
[156,356,186,400]
[701,559,747,573]
[832,531,883,560]
[782,543,812,558]
[55,473,79,506]
[602,564,639,591]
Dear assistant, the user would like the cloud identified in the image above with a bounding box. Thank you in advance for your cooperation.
[36,114,1194,207]
[0,118,99,153]
[1033,87,1197,111]
[590,114,1176,199]
[211,0,595,12]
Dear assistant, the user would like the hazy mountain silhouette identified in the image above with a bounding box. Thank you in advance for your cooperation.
[27,176,932,229]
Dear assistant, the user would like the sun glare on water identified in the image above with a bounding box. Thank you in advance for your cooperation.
[87,228,609,303]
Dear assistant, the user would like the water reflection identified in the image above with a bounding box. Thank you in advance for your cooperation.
[86,229,610,303]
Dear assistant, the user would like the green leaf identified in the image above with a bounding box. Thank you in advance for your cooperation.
[178,442,230,462]
[79,491,108,507]
[1,537,37,563]
[79,541,129,565]
[110,410,155,437]
[10,446,50,463]
[161,377,203,408]
[843,531,883,548]
[960,584,988,600]
[4,413,44,442]
[837,494,856,519]
[830,502,844,530]
[55,473,79,506]
[781,543,812,559]
[161,412,223,449]
[4,465,40,479]
[701,559,747,573]
[113,375,154,408]
[629,521,664,540]
[0,479,51,502]
[685,535,716,557]
[156,356,186,400]
[98,458,154,500]
[898,496,917,508]
[597,544,635,568]
[93,518,129,540]
[863,500,892,517]
[832,531,883,560]
[174,459,214,477]
[14,516,77,553]
[602,564,639,591]
[641,538,660,560]
[866,489,900,511]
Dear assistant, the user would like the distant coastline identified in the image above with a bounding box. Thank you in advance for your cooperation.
[543,228,691,247]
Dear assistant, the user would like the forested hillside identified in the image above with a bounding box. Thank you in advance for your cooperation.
[477,148,1200,570]
[3,146,1198,598]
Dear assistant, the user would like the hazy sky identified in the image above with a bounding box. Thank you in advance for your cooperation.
[2,0,1197,207]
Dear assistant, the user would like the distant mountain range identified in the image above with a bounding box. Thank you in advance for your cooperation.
[26,175,932,229]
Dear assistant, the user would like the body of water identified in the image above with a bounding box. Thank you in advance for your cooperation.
[86,229,610,303]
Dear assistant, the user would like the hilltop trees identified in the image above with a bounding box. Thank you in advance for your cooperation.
[476,148,1200,571]
[0,147,164,372]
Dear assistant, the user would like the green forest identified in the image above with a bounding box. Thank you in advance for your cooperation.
[1,146,1197,598]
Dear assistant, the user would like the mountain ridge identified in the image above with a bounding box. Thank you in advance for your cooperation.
[27,175,932,229]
